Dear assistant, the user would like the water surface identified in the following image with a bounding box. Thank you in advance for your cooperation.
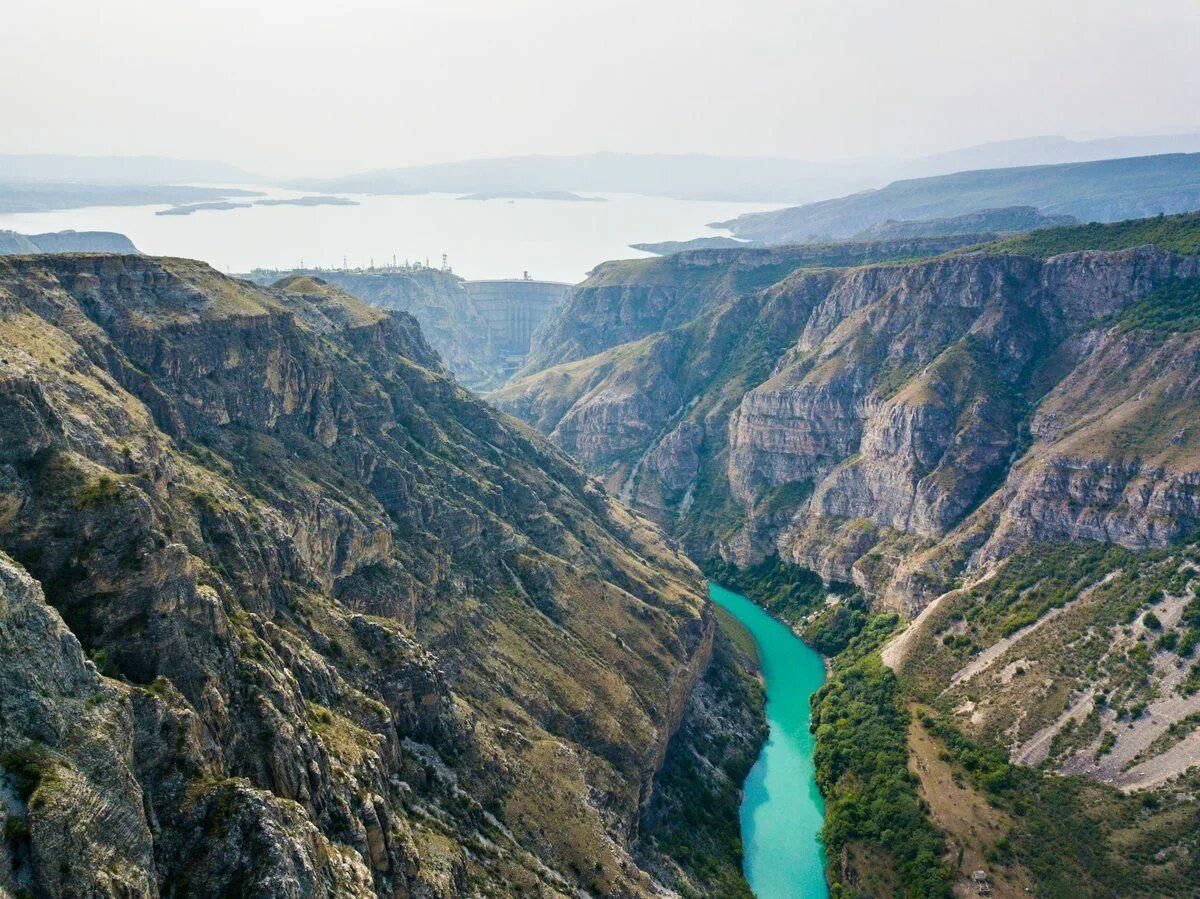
[0,188,781,283]
[710,582,828,899]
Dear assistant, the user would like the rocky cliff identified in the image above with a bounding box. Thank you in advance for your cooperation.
[0,253,727,897]
[497,215,1200,891]
[519,239,987,375]
[243,269,566,390]
[496,219,1200,617]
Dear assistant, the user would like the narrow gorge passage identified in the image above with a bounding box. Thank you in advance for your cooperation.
[710,583,829,898]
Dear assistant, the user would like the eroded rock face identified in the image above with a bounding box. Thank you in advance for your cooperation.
[0,552,157,897]
[497,245,1200,611]
[0,254,714,897]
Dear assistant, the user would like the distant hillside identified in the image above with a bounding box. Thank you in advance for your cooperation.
[0,153,258,184]
[289,136,1200,205]
[853,205,1076,240]
[0,182,262,214]
[896,133,1200,179]
[0,229,139,255]
[717,153,1200,243]
[974,210,1200,257]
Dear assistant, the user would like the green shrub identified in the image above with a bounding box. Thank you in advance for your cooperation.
[0,744,55,802]
[3,814,29,842]
[812,615,951,897]
[76,473,120,509]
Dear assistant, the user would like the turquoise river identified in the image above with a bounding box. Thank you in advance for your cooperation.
[710,583,829,898]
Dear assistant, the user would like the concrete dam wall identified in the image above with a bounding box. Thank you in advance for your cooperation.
[241,266,570,389]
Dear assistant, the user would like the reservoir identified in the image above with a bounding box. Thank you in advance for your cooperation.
[0,189,781,284]
[710,583,829,899]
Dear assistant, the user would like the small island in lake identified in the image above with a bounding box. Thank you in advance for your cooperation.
[630,236,750,254]
[157,195,358,215]
[458,190,605,202]
[156,201,252,216]
[253,195,360,208]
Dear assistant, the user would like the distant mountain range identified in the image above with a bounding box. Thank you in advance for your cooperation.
[716,153,1200,243]
[896,133,1200,179]
[287,134,1200,204]
[7,135,1200,211]
[285,152,884,203]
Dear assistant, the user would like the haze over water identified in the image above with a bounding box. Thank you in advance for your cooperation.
[0,188,782,283]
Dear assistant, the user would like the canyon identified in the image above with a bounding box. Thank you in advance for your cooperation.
[6,206,1200,897]
[0,255,751,897]
[495,213,1200,894]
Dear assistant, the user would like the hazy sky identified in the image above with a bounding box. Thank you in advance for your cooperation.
[4,0,1198,176]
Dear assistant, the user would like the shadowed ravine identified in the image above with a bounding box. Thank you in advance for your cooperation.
[709,583,829,898]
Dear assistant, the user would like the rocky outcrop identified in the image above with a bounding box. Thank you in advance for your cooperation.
[0,551,157,897]
[0,253,716,897]
[634,622,766,898]
[521,246,836,373]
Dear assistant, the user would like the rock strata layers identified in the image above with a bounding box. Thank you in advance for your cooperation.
[0,253,717,897]
[497,242,1200,614]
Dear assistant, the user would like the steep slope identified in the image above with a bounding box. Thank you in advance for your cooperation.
[498,215,1200,613]
[496,214,1200,887]
[715,153,1200,243]
[269,268,497,387]
[0,254,733,897]
[519,237,985,375]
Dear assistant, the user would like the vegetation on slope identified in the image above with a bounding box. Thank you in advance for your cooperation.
[718,153,1200,243]
[811,614,951,898]
[721,544,1200,897]
[1118,277,1200,331]
[704,556,869,655]
[0,253,718,896]
[978,210,1200,257]
[889,537,1200,895]
[852,205,1075,240]
[917,712,1200,896]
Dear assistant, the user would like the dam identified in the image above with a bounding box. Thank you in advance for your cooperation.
[242,266,570,387]
[464,277,570,375]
